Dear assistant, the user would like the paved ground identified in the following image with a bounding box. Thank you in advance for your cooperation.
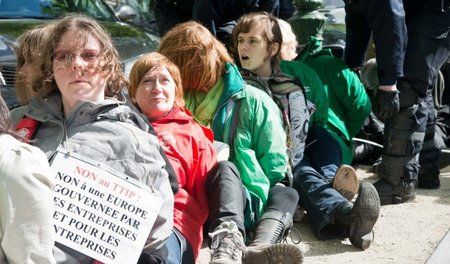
[197,160,450,263]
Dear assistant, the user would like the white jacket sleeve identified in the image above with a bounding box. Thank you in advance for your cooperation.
[0,135,56,264]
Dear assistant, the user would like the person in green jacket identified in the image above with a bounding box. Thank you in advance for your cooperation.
[232,12,380,250]
[292,35,381,249]
[278,19,363,196]
[158,21,303,264]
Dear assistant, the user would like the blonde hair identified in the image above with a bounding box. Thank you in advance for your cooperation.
[158,21,233,92]
[34,14,127,99]
[277,18,298,48]
[128,52,185,108]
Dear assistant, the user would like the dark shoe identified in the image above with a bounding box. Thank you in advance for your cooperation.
[333,164,360,200]
[418,162,440,189]
[244,243,303,264]
[335,182,381,250]
[373,178,416,205]
[418,179,441,189]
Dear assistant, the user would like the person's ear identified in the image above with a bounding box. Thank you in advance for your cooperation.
[270,43,280,57]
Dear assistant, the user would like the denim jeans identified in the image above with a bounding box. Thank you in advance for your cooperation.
[165,231,182,264]
[165,229,195,264]
[305,125,342,181]
[138,230,194,264]
[292,158,348,239]
[137,231,179,264]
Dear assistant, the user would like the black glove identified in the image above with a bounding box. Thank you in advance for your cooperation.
[374,89,400,122]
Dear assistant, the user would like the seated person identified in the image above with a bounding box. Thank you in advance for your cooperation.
[232,12,380,250]
[11,15,174,263]
[129,51,238,263]
[280,17,371,200]
[158,21,303,263]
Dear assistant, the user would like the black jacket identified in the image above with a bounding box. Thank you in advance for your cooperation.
[343,0,449,86]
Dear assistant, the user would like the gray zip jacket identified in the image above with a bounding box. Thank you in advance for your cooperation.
[11,92,174,264]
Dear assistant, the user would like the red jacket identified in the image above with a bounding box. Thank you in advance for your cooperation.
[151,106,217,259]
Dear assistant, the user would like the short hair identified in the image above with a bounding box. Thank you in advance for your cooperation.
[158,21,233,92]
[232,12,283,67]
[277,18,298,48]
[15,24,54,104]
[128,52,185,108]
[33,14,127,99]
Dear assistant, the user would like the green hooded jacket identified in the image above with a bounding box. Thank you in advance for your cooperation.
[296,37,372,164]
[185,63,288,229]
[279,60,329,128]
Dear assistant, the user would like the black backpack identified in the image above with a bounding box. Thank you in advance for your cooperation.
[228,72,314,185]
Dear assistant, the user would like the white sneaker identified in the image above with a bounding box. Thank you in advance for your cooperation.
[209,221,246,264]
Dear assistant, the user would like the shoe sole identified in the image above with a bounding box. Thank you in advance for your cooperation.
[244,244,304,264]
[333,165,360,201]
[349,182,381,250]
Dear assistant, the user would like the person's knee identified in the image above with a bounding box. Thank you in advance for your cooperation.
[206,161,241,189]
[384,106,426,157]
[269,185,299,201]
[267,185,299,212]
[292,163,318,183]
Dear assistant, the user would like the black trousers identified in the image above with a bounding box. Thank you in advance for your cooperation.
[206,161,247,237]
[206,161,299,239]
[380,14,450,184]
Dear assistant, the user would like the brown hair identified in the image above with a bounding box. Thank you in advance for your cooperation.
[158,21,233,92]
[0,95,21,140]
[15,24,54,104]
[128,52,185,107]
[232,12,283,68]
[33,14,127,99]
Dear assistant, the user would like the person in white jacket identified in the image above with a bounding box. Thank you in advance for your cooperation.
[10,14,174,264]
[0,93,56,264]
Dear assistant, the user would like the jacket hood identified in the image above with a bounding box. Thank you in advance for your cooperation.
[297,36,333,61]
[220,63,246,104]
[26,92,149,131]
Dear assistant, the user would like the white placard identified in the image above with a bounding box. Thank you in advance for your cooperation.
[50,151,163,264]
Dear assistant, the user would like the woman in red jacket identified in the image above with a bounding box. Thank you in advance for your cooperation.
[128,52,235,263]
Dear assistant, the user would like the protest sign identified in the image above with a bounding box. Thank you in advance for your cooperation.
[50,151,162,264]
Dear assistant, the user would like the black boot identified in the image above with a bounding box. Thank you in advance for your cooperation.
[245,210,304,264]
[251,210,293,245]
[373,158,417,205]
[418,162,441,189]
[373,178,417,205]
[334,182,381,250]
